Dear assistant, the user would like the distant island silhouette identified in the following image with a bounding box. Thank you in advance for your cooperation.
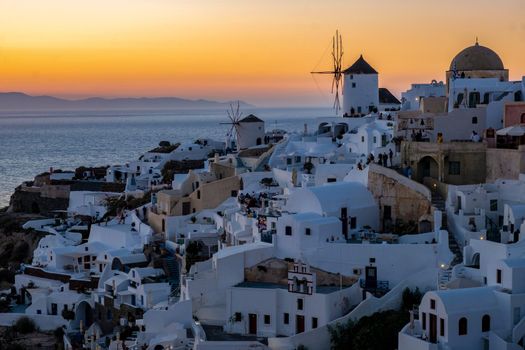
[0,92,254,111]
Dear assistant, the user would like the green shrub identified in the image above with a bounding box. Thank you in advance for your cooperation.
[401,287,423,312]
[14,316,36,334]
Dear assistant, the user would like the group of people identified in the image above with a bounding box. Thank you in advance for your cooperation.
[357,149,395,170]
[410,129,428,142]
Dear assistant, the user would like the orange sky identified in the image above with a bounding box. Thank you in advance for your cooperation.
[1,0,524,107]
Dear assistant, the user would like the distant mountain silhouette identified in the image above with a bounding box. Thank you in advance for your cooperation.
[0,92,254,111]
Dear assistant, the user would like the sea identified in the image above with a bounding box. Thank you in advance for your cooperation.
[0,107,334,208]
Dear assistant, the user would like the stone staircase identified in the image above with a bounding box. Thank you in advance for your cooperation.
[163,256,181,297]
[431,192,463,266]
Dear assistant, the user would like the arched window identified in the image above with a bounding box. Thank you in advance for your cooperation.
[459,317,468,335]
[471,253,480,267]
[472,117,478,124]
[482,314,491,332]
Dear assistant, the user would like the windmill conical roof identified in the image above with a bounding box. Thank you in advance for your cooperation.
[343,55,377,74]
[239,114,264,123]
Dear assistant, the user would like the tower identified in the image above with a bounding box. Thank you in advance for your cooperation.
[342,55,379,116]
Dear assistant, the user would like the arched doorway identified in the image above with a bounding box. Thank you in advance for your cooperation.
[317,122,331,135]
[471,253,480,268]
[73,301,93,330]
[334,123,349,138]
[417,156,439,182]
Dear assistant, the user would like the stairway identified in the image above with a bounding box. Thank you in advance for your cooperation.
[163,256,181,296]
[431,192,462,266]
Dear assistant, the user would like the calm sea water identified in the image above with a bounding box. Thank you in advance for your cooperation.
[0,107,333,207]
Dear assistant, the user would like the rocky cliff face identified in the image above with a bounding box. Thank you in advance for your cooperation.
[0,211,46,288]
[8,189,69,216]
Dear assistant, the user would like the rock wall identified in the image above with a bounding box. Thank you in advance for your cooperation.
[368,165,432,233]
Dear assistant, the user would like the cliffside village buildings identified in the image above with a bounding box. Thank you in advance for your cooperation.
[3,41,525,350]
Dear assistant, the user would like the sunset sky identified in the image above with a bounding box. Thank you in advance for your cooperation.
[0,0,524,107]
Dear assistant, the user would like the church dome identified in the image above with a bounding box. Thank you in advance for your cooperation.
[450,42,504,71]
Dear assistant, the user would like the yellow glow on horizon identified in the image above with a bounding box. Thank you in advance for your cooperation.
[1,0,524,106]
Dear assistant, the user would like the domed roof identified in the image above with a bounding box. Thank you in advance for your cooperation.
[450,42,504,71]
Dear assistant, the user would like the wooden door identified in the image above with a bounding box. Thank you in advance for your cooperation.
[341,207,348,239]
[248,313,257,335]
[365,266,377,289]
[296,315,305,334]
[429,313,437,343]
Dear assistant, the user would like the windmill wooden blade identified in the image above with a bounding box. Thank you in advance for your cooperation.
[311,30,344,115]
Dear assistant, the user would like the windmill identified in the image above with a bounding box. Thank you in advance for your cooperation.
[311,30,344,115]
[220,101,243,151]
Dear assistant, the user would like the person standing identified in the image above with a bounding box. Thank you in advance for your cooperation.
[388,149,394,167]
[407,164,413,179]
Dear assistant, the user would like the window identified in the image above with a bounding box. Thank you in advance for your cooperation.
[287,158,292,165]
[472,116,478,124]
[352,83,356,88]
[197,190,201,199]
[285,226,292,236]
[297,298,304,310]
[357,106,362,114]
[295,156,301,163]
[490,199,498,211]
[440,318,445,337]
[264,314,271,325]
[234,312,242,322]
[497,269,502,284]
[369,257,376,264]
[37,310,41,314]
[350,74,353,80]
[430,299,436,310]
[327,178,337,183]
[422,312,426,330]
[456,93,464,106]
[305,228,311,236]
[284,313,289,324]
[312,317,318,329]
[373,136,377,144]
[469,92,481,108]
[448,161,461,175]
[482,314,490,332]
[361,136,365,143]
[350,217,357,229]
[458,317,468,335]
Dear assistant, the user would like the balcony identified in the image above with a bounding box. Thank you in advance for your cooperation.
[398,322,438,350]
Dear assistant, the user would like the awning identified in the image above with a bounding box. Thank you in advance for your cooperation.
[496,125,525,137]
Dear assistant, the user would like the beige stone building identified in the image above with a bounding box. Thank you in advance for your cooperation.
[148,175,241,234]
[401,141,487,185]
